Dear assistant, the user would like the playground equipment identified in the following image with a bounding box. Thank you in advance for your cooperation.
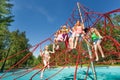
[0,2,120,80]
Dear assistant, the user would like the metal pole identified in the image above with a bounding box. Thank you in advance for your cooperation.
[87,44,97,80]
[77,2,83,23]
[77,2,97,80]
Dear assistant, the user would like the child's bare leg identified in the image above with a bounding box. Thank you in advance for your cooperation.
[69,38,73,49]
[55,41,59,50]
[43,60,47,67]
[97,41,105,58]
[40,67,45,79]
[74,37,79,48]
[47,61,50,69]
[94,44,99,61]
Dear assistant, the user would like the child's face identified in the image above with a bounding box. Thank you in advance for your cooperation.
[90,28,94,32]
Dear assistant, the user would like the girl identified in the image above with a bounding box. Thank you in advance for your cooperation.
[40,44,55,79]
[61,25,69,49]
[73,20,84,49]
[89,27,105,61]
[54,30,63,50]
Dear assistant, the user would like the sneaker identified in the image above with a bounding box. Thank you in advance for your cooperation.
[95,58,99,61]
[102,55,105,58]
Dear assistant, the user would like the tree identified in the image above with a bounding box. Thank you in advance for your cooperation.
[0,0,14,72]
[8,30,30,66]
[113,13,120,26]
[0,30,31,71]
[0,0,14,26]
[0,0,14,59]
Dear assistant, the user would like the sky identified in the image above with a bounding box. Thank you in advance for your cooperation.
[9,0,120,57]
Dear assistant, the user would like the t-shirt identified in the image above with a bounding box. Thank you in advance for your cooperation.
[75,26,83,34]
[91,32,99,41]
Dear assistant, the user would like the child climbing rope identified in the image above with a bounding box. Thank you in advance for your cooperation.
[40,44,55,79]
[89,27,105,61]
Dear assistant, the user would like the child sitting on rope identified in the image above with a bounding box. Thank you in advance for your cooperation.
[54,30,63,50]
[69,20,85,49]
[40,44,55,79]
[74,20,85,48]
[61,25,70,49]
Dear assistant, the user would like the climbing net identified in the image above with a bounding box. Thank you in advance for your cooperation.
[0,2,120,80]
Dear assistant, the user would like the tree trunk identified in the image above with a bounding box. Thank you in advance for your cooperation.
[0,48,10,72]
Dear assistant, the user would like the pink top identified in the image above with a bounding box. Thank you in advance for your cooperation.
[75,26,83,34]
[56,34,63,41]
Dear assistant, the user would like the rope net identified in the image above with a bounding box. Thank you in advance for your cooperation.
[0,2,120,80]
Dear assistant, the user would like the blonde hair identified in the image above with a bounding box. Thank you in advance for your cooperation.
[44,45,48,50]
[74,20,84,30]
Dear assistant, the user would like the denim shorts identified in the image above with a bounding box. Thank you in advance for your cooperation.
[93,39,101,45]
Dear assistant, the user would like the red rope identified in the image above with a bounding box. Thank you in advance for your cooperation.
[84,64,90,80]
[0,38,51,63]
[0,44,39,79]
[13,68,37,80]
[30,49,67,80]
[46,63,68,80]
[13,63,43,80]
[1,2,120,80]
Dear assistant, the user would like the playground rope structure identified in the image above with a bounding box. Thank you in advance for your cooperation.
[0,2,120,80]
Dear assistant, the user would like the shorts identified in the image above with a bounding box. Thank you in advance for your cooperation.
[75,33,80,37]
[70,33,76,38]
[93,39,101,45]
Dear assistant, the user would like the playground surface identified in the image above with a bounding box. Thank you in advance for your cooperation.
[0,66,120,80]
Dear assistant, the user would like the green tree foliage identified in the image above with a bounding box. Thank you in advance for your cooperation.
[113,13,120,26]
[0,0,39,70]
[26,55,38,67]
[0,0,14,58]
[0,0,14,71]
[0,0,14,27]
[0,0,13,53]
[0,30,32,71]
[8,30,29,66]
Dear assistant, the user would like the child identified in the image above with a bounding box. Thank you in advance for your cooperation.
[89,27,105,61]
[40,44,55,79]
[54,30,63,50]
[69,27,76,49]
[61,25,69,49]
[73,20,85,49]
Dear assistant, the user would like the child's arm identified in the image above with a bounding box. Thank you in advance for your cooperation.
[49,44,55,53]
[81,22,85,29]
[94,28,103,39]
